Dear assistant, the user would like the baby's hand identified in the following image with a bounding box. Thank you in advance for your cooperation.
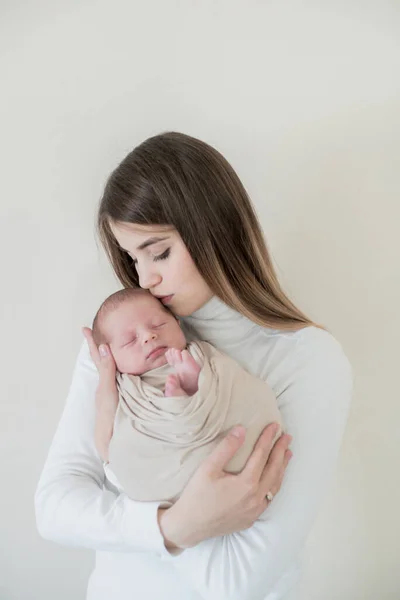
[165,348,201,396]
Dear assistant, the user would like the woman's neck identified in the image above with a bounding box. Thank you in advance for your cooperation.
[187,295,229,320]
[181,295,260,347]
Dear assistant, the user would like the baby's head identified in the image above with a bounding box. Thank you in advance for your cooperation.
[92,288,186,375]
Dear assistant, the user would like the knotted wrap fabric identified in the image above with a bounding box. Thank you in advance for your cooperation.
[108,341,283,502]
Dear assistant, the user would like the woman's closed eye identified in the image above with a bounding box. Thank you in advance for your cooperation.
[127,247,170,264]
[152,248,170,262]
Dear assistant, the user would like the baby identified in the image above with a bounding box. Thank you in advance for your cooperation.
[92,287,202,400]
[92,288,283,503]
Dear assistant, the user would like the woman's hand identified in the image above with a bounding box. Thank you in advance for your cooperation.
[158,423,292,550]
[82,327,119,462]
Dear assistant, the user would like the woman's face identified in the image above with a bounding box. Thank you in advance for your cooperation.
[110,222,213,316]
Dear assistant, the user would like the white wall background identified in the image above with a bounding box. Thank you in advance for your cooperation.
[1,1,399,599]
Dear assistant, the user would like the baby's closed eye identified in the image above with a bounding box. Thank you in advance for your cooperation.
[122,338,137,347]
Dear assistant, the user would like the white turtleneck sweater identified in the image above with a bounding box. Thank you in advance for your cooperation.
[35,296,353,600]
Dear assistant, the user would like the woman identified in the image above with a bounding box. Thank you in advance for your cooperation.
[35,132,353,600]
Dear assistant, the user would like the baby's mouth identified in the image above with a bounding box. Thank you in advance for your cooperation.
[146,346,167,360]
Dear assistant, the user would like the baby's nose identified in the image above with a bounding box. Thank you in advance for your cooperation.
[143,331,157,343]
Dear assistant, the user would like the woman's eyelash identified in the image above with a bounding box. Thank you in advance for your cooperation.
[153,248,170,261]
[126,248,170,264]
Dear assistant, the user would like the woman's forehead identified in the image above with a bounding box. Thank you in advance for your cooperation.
[111,221,173,240]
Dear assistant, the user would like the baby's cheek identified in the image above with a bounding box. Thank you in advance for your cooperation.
[163,323,186,351]
[176,329,187,350]
[112,349,126,374]
[115,349,137,375]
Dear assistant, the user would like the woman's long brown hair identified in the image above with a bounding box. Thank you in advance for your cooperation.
[98,132,322,331]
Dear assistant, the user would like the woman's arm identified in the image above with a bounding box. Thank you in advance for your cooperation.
[159,330,353,600]
[34,340,170,554]
[35,336,287,558]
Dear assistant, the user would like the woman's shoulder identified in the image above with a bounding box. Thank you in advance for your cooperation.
[258,325,352,396]
[272,326,354,428]
[295,325,350,362]
[287,325,353,385]
[261,323,350,361]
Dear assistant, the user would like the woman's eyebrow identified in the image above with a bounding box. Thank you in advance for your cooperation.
[137,236,169,251]
[119,236,169,255]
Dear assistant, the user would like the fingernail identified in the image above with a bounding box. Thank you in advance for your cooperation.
[231,426,245,438]
[271,423,279,435]
[99,345,108,357]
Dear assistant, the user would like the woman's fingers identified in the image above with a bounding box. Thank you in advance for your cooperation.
[94,345,118,414]
[264,449,293,503]
[82,327,101,369]
[82,327,116,383]
[97,343,117,383]
[259,433,292,496]
[240,423,281,483]
[280,449,293,477]
[203,426,246,477]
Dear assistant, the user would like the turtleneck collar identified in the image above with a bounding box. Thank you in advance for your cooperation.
[179,295,288,381]
[187,295,231,321]
[181,295,262,349]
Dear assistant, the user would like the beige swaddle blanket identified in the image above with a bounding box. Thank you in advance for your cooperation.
[108,341,283,503]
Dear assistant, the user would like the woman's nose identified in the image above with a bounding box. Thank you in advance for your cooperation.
[138,266,162,290]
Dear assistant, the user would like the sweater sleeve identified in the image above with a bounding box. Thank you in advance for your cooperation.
[161,329,353,600]
[34,340,170,555]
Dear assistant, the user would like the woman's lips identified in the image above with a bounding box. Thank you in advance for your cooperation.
[147,346,167,360]
[159,294,173,305]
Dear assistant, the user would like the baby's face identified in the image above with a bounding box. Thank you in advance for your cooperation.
[102,294,186,375]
